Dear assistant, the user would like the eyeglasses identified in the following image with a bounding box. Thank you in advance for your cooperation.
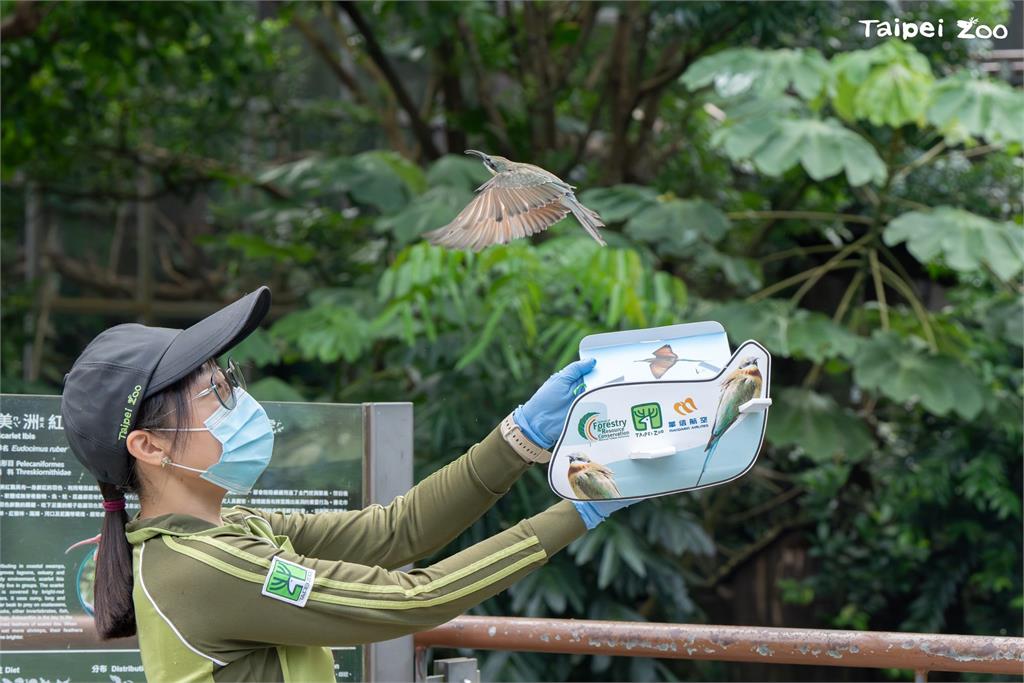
[194,357,246,411]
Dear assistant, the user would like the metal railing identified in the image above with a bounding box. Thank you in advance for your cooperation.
[414,616,1024,681]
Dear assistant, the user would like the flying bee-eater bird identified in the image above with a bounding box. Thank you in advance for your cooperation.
[424,150,607,251]
[567,453,621,499]
[635,344,678,379]
[634,344,719,379]
[697,356,763,485]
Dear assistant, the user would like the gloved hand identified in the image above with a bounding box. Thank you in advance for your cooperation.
[572,499,638,530]
[513,358,596,449]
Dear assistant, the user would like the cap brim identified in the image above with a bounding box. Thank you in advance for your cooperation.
[144,286,271,398]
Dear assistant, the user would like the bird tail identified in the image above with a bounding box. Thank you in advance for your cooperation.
[696,439,719,487]
[704,431,719,453]
[563,196,607,246]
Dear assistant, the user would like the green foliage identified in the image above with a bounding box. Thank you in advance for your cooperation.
[852,332,988,420]
[4,3,1020,680]
[928,73,1024,144]
[767,388,874,462]
[704,300,861,362]
[625,199,731,255]
[884,207,1024,282]
[711,114,887,186]
[831,41,935,127]
[681,47,830,100]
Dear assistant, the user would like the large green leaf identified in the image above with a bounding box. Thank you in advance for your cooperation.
[706,300,861,362]
[270,303,373,364]
[257,153,415,211]
[346,152,418,211]
[831,40,934,127]
[229,328,282,367]
[852,332,986,419]
[221,232,316,263]
[577,184,659,223]
[927,73,1024,144]
[883,207,1024,281]
[682,47,830,100]
[376,186,474,246]
[712,116,886,186]
[425,154,491,191]
[623,198,730,256]
[364,150,427,194]
[767,387,874,461]
[247,376,306,402]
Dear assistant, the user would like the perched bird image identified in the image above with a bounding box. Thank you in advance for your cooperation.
[424,150,607,251]
[697,356,763,485]
[567,453,621,499]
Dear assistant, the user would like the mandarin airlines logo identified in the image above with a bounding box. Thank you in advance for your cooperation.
[673,397,698,415]
[859,16,1008,40]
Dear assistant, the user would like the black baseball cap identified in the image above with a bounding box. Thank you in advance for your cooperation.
[60,286,271,485]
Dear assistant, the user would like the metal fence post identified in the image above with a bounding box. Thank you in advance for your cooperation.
[362,402,415,683]
[425,657,480,683]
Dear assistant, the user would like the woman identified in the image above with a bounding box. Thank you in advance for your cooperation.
[60,286,632,681]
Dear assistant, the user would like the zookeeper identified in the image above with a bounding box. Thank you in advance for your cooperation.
[59,285,638,682]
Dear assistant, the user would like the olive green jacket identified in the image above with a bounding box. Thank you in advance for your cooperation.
[124,425,587,682]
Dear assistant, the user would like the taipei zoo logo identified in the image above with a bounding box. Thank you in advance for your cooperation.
[859,16,1008,40]
[630,403,663,431]
[262,556,315,607]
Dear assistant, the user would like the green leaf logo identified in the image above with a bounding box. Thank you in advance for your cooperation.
[631,403,663,431]
[262,556,314,607]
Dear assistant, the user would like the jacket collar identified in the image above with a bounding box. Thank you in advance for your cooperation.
[124,507,249,545]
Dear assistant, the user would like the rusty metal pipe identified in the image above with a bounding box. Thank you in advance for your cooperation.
[414,616,1024,675]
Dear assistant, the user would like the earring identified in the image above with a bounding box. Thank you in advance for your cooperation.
[161,456,170,468]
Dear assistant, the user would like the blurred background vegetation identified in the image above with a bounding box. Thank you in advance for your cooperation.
[2,1,1021,680]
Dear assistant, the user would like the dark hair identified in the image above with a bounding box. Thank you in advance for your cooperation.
[93,358,216,639]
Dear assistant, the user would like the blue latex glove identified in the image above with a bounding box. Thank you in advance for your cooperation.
[513,357,596,449]
[573,499,638,530]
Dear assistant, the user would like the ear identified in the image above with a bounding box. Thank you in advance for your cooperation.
[126,429,169,468]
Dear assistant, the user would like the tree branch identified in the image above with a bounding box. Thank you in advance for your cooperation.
[1,0,54,41]
[550,2,599,94]
[335,1,441,159]
[292,13,365,98]
[456,17,512,155]
[320,3,415,158]
[436,37,466,154]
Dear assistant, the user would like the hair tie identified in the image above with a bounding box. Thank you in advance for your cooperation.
[102,498,126,512]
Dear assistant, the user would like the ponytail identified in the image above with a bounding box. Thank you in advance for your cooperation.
[90,358,213,639]
[94,481,136,639]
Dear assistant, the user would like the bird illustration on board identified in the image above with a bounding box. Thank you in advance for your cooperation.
[696,356,763,485]
[634,344,721,379]
[567,453,621,500]
[424,150,607,251]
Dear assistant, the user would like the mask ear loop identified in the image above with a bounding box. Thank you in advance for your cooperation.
[161,456,206,474]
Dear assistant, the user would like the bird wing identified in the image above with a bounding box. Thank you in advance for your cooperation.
[649,357,677,379]
[707,373,760,449]
[424,171,572,251]
[652,344,677,360]
[577,468,621,499]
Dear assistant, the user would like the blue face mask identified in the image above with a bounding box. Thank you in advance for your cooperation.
[156,388,275,494]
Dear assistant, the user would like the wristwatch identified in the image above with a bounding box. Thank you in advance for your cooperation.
[500,413,552,464]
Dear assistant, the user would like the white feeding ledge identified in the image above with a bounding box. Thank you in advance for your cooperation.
[628,445,676,460]
[739,398,773,413]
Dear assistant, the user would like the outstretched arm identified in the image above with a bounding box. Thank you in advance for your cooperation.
[145,500,587,652]
[241,422,530,568]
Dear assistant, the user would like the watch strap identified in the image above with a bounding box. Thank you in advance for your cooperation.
[500,413,552,464]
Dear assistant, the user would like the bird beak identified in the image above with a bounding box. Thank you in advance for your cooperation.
[464,150,487,160]
[65,533,101,554]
